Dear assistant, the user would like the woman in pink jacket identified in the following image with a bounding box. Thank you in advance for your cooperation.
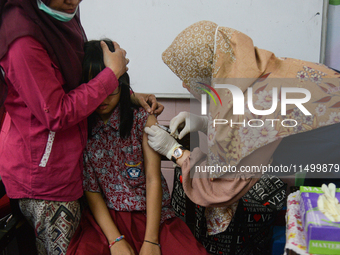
[0,0,162,254]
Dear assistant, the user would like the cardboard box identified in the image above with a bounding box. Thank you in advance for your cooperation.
[300,186,340,254]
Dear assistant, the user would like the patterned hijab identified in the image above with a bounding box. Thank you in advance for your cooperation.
[163,20,340,234]
[0,0,86,106]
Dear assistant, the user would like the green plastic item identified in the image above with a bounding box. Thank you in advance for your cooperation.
[295,171,306,186]
[330,0,340,5]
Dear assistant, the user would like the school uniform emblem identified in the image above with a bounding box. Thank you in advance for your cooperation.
[127,167,141,178]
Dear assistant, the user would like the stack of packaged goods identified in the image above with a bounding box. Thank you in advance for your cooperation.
[299,184,340,254]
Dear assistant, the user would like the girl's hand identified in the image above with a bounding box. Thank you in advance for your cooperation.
[139,242,161,255]
[101,41,129,79]
[110,239,135,255]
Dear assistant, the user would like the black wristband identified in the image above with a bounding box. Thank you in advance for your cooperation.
[144,240,161,248]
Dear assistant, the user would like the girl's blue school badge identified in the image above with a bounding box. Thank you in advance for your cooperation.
[125,161,142,179]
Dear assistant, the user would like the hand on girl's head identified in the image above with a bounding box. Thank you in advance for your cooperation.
[100,41,128,79]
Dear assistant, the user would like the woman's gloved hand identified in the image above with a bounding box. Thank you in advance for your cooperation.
[145,125,181,160]
[169,112,208,140]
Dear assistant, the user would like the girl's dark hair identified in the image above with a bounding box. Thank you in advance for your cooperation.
[82,39,136,139]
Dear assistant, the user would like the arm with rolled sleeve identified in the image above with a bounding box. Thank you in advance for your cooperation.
[1,36,118,132]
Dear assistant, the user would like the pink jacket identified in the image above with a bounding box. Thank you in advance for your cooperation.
[0,36,118,201]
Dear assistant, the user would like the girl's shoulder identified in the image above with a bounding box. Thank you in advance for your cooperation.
[133,106,149,123]
[130,106,149,135]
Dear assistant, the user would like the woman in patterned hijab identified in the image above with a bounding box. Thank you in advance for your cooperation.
[146,20,340,234]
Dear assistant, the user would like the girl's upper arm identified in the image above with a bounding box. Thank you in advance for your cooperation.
[142,114,161,178]
[144,114,157,128]
[85,190,102,202]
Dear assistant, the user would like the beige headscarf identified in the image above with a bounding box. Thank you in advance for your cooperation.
[163,20,340,234]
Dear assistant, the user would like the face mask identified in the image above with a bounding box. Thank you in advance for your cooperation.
[37,0,78,22]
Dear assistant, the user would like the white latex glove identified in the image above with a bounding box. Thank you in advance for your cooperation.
[145,125,181,160]
[169,112,208,140]
[317,183,340,221]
